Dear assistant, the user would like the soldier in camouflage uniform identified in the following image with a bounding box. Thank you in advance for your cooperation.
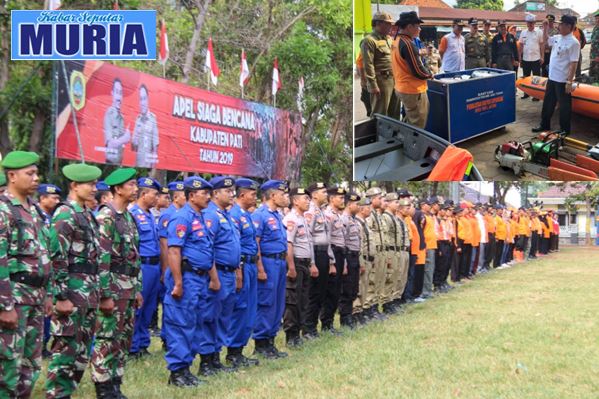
[465,18,491,69]
[590,10,599,84]
[90,168,142,399]
[45,163,105,399]
[0,151,52,398]
[393,199,411,308]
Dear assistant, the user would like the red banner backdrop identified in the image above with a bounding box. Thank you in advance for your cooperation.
[55,61,303,180]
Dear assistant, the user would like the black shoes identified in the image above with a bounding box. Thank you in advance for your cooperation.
[168,368,203,387]
[199,353,236,376]
[94,381,115,399]
[285,334,303,348]
[302,330,320,341]
[531,126,547,133]
[226,347,259,368]
[253,339,287,359]
[521,94,530,99]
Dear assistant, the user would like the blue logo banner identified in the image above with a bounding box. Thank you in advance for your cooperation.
[11,10,156,60]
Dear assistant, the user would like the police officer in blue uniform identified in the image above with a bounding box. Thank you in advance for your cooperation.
[201,176,241,376]
[129,177,162,358]
[227,178,260,367]
[252,180,289,358]
[164,176,217,387]
[156,181,186,348]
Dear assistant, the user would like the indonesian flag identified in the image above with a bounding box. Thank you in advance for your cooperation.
[205,37,220,86]
[297,76,304,112]
[240,49,250,87]
[159,20,169,65]
[46,0,61,10]
[113,1,119,10]
[272,57,281,96]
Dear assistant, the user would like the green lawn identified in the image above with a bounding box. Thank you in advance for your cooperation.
[34,246,599,398]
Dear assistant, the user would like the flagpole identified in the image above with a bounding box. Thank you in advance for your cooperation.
[241,86,244,100]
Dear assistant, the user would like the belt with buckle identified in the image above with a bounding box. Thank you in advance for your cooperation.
[347,250,360,256]
[314,244,329,252]
[181,260,207,276]
[262,252,287,260]
[386,246,398,251]
[216,264,237,273]
[140,256,160,265]
[241,254,258,264]
[110,264,140,278]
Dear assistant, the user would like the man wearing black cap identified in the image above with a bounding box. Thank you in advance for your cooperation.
[465,18,490,69]
[439,19,466,72]
[339,193,362,328]
[391,11,433,128]
[532,15,580,135]
[491,20,519,71]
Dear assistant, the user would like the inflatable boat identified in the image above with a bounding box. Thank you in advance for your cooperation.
[354,114,484,181]
[516,76,599,120]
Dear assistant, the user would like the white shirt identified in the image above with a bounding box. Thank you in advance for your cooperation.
[441,32,465,72]
[519,29,543,62]
[475,212,487,244]
[547,33,580,83]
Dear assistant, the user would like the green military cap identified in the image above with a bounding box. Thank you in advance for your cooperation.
[385,192,398,201]
[104,167,137,186]
[1,151,39,169]
[0,173,6,186]
[365,187,383,198]
[62,163,102,183]
[398,198,411,207]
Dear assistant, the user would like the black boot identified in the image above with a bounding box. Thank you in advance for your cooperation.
[198,354,216,377]
[113,377,128,399]
[95,381,116,399]
[340,315,355,329]
[253,339,276,359]
[226,347,259,368]
[168,368,199,387]
[269,338,288,358]
[211,352,236,373]
[285,332,303,348]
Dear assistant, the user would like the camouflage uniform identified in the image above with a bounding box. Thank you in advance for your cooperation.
[45,200,104,399]
[353,214,374,314]
[380,209,399,309]
[423,52,441,75]
[365,209,384,311]
[590,24,599,84]
[90,204,140,386]
[0,192,52,398]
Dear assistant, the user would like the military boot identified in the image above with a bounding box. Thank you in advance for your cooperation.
[95,381,116,399]
[168,368,196,387]
[253,339,277,359]
[112,377,128,399]
[268,338,288,358]
[211,352,236,373]
[198,354,217,377]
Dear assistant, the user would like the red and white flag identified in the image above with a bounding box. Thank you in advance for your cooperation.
[272,57,281,96]
[240,49,250,88]
[159,19,169,65]
[205,37,220,86]
[46,0,61,10]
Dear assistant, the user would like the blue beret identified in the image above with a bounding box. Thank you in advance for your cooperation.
[96,180,110,192]
[260,180,287,192]
[38,184,62,195]
[167,181,185,192]
[209,176,235,190]
[184,176,212,191]
[236,178,259,191]
[137,177,161,191]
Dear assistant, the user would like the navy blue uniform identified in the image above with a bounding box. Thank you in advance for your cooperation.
[204,201,241,353]
[130,203,161,354]
[163,203,214,371]
[251,204,287,340]
[228,203,258,349]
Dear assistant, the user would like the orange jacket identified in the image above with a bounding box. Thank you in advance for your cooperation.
[495,215,507,241]
[457,216,471,243]
[407,216,426,264]
[424,214,438,250]
[484,214,496,234]
[468,216,480,247]
[391,34,430,94]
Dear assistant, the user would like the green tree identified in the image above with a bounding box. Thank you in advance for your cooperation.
[456,0,504,11]
[564,182,599,246]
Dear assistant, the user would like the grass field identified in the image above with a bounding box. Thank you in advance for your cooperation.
[33,246,599,399]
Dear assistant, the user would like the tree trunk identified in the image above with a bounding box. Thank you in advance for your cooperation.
[182,0,212,84]
[0,2,13,155]
[28,110,45,153]
[585,197,592,246]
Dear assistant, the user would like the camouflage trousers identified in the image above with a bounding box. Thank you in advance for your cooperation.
[0,304,43,399]
[45,306,96,398]
[90,299,135,383]
[590,61,599,84]
[353,256,373,313]
[382,250,399,303]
